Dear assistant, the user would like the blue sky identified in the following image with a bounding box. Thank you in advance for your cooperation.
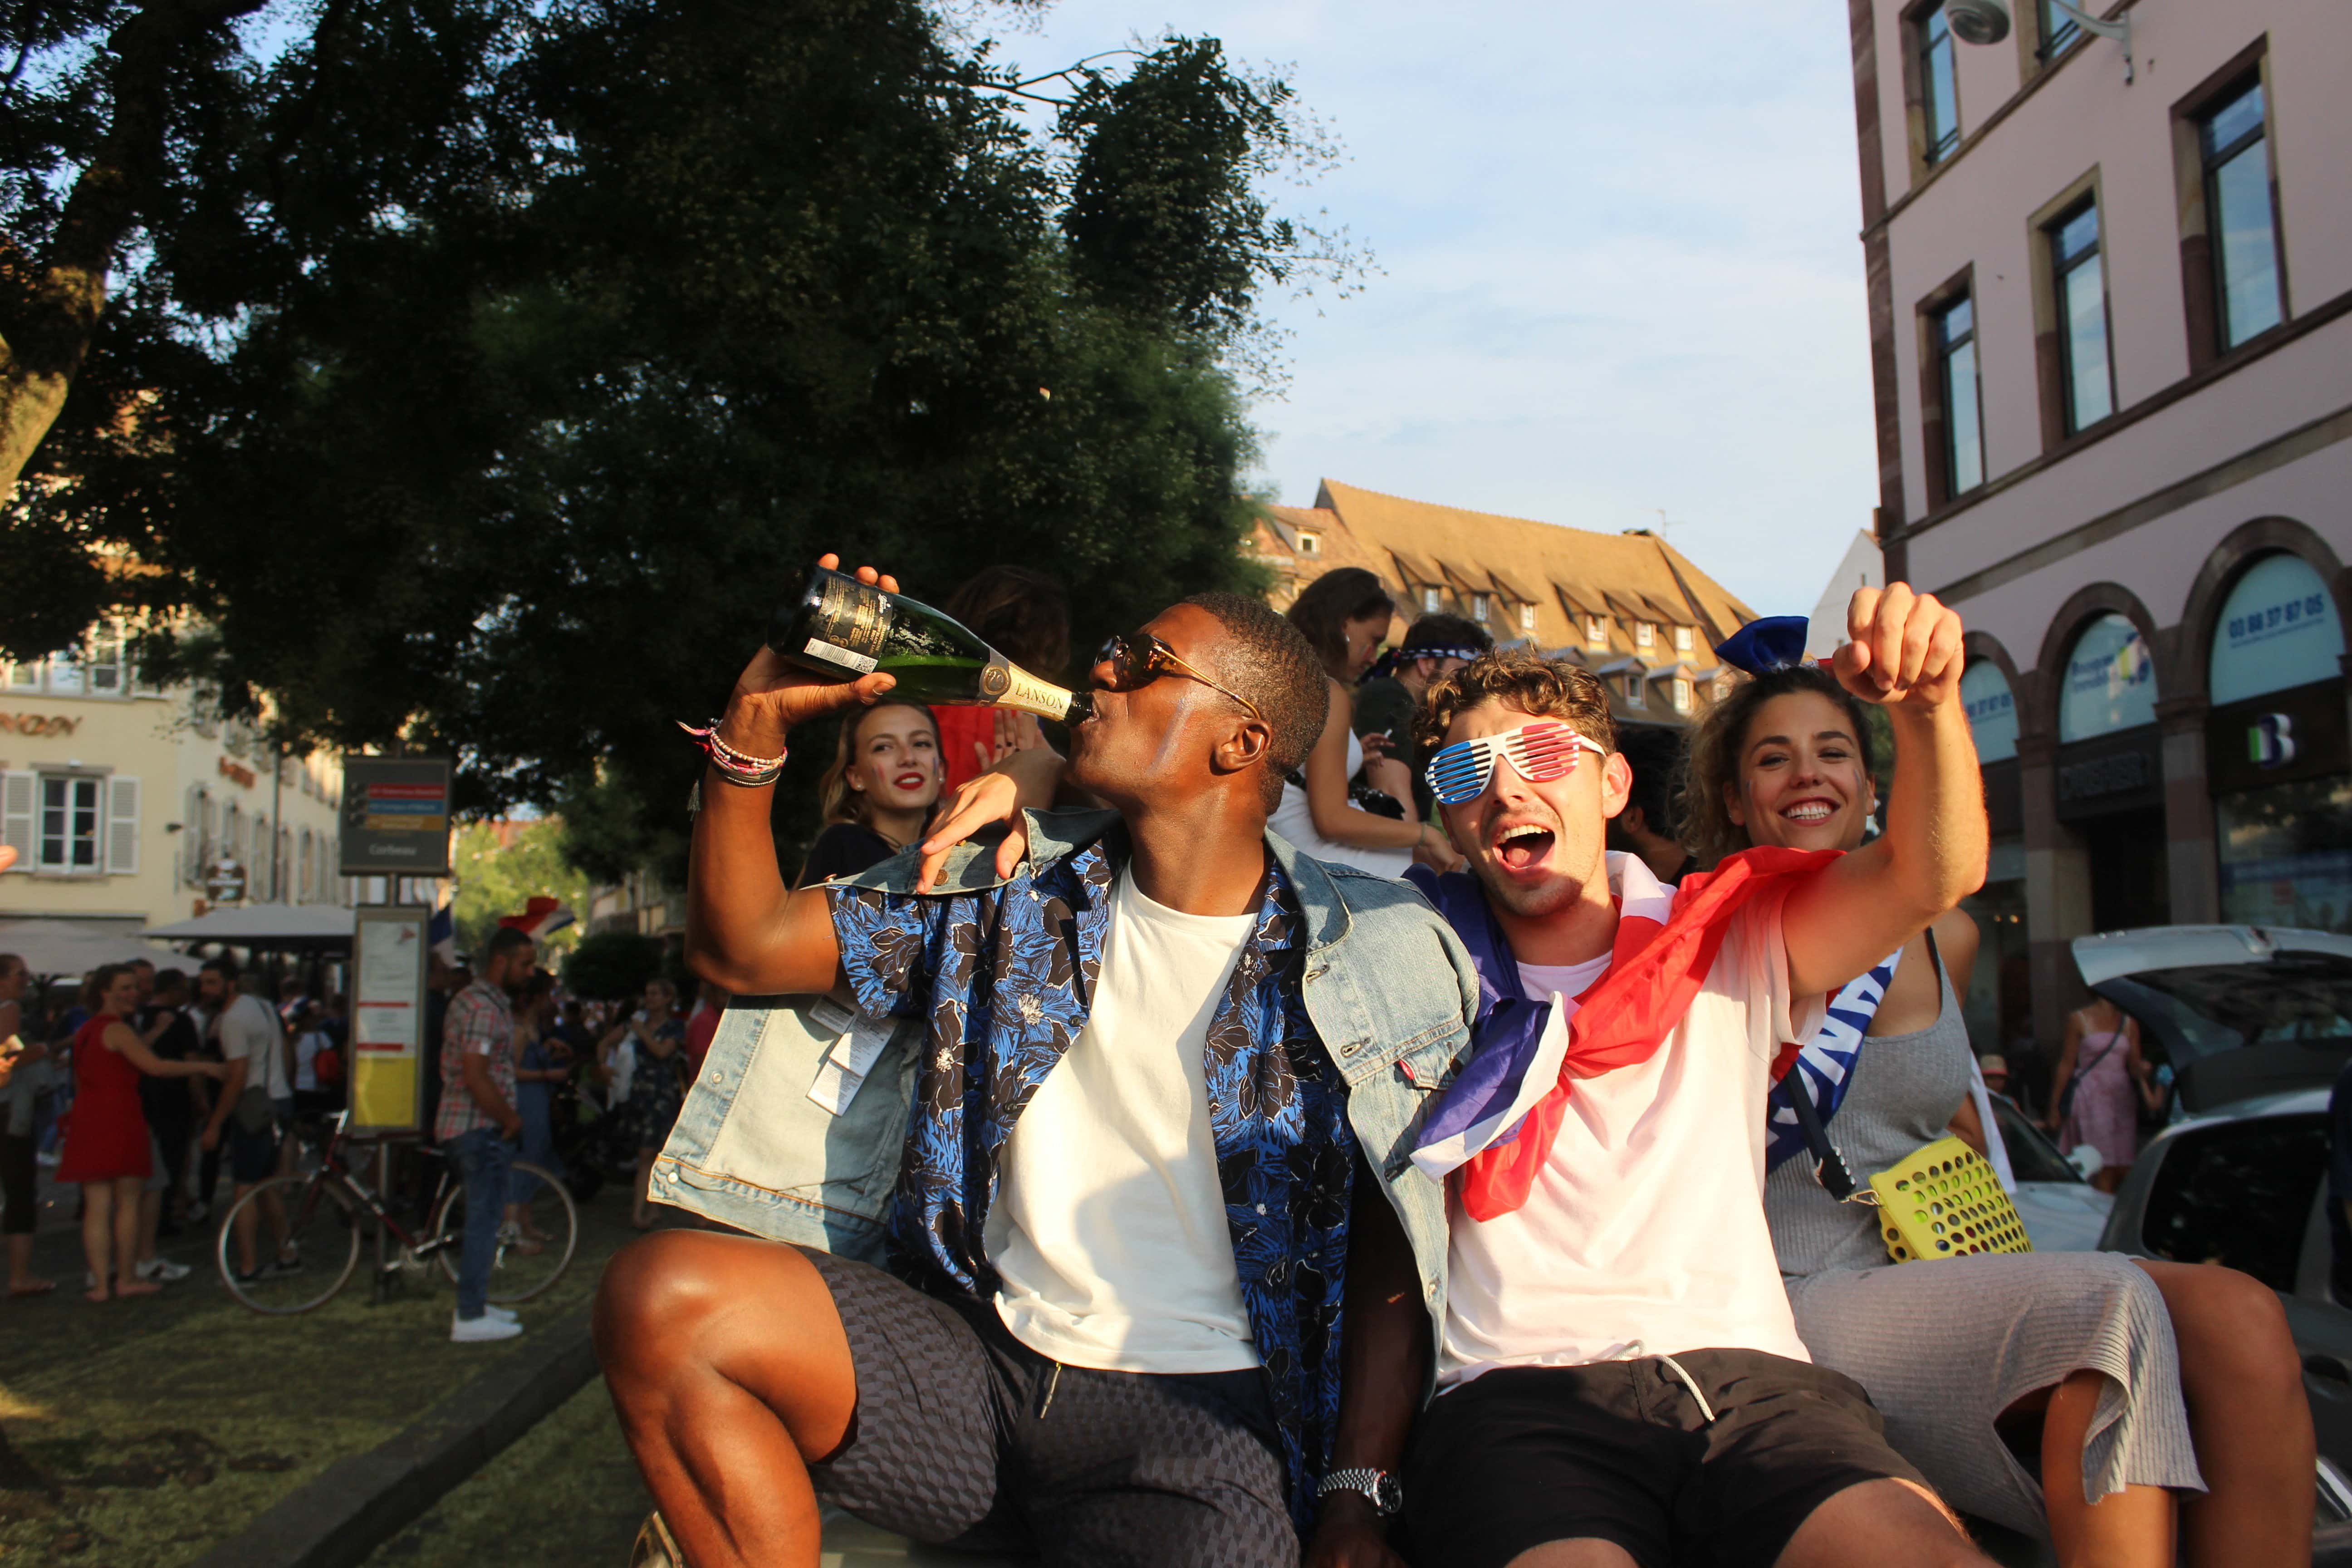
[994,0,1879,616]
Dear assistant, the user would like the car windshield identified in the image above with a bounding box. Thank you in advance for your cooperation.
[1992,1096,2083,1185]
[2106,952,2352,1061]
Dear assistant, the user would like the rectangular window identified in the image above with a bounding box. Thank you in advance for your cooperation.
[1625,674,1646,709]
[2037,0,2080,59]
[1919,4,1960,164]
[85,624,123,695]
[1296,530,1321,555]
[37,775,102,872]
[1420,585,1441,614]
[4,660,37,691]
[1519,603,1537,633]
[1472,592,1491,624]
[44,651,83,697]
[1933,295,1984,494]
[1585,615,1607,648]
[1674,625,1694,653]
[2201,81,2283,349]
[1672,678,1693,713]
[2050,200,2114,431]
[1635,622,1655,650]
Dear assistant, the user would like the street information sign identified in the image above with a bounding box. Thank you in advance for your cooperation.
[339,757,454,877]
[350,906,431,1133]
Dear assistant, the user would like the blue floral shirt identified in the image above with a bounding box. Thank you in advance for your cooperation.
[829,823,1356,1527]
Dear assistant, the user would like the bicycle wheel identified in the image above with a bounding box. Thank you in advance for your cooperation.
[216,1174,363,1314]
[432,1160,579,1303]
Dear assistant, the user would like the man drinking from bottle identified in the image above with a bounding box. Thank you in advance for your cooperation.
[597,556,1475,1568]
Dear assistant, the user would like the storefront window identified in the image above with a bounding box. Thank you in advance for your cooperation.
[1962,661,2018,762]
[2217,767,2352,933]
[2210,554,2343,705]
[2059,613,2156,741]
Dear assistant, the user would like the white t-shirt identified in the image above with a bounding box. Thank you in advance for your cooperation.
[1439,890,1825,1387]
[218,992,290,1100]
[985,870,1260,1373]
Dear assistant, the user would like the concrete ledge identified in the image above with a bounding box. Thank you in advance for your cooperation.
[191,1304,601,1568]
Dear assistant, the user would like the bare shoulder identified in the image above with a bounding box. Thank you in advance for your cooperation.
[1931,906,1980,967]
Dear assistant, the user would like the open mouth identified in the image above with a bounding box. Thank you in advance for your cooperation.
[1492,822,1555,872]
[1779,799,1838,825]
[892,772,927,791]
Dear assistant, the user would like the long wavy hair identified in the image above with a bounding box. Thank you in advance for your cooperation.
[817,702,941,829]
[1679,665,1879,867]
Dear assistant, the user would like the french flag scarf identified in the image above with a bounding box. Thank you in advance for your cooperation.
[1763,949,1900,1173]
[1406,845,1841,1222]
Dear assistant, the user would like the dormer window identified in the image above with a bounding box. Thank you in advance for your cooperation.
[1635,622,1655,650]
[1625,674,1646,708]
[1472,593,1491,624]
[1519,603,1537,633]
[1584,615,1607,649]
[1674,625,1694,653]
[1421,585,1441,614]
[1296,530,1320,555]
[1673,678,1693,713]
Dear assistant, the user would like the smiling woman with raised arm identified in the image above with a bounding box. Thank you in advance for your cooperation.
[1689,616,2315,1568]
[594,554,1491,1568]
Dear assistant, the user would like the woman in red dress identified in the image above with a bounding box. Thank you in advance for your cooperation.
[58,965,226,1303]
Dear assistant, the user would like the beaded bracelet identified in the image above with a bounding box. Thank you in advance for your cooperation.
[678,720,787,788]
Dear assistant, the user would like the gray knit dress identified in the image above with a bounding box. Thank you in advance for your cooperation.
[1767,948,2205,1539]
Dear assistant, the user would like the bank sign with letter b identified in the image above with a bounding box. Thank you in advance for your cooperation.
[338,757,454,877]
[2250,714,2298,769]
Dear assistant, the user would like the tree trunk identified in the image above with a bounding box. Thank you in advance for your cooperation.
[0,0,270,500]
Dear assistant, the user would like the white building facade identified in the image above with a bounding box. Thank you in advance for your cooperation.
[1847,0,2352,1050]
[0,624,353,931]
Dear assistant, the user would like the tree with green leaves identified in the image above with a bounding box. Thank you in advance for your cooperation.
[1,0,1364,877]
[446,817,591,959]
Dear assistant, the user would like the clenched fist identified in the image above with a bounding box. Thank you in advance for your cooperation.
[1833,583,1965,713]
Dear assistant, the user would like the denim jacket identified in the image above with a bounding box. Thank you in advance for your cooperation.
[651,808,1479,1399]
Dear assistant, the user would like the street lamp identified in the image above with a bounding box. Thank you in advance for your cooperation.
[1945,0,2133,83]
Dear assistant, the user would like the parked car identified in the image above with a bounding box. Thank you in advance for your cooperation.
[1988,1095,2113,1252]
[2078,925,2352,1524]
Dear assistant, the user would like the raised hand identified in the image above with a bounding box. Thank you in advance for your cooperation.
[1833,583,1965,712]
[715,554,902,757]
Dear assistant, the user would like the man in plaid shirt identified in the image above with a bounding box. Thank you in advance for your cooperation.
[436,925,536,1343]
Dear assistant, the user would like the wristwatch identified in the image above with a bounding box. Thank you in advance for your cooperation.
[1318,1467,1403,1517]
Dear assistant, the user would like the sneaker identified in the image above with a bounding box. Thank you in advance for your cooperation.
[484,1304,519,1324]
[135,1258,192,1283]
[265,1252,304,1277]
[451,1310,524,1344]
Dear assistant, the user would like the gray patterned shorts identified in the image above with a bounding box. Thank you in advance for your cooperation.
[800,1249,1296,1568]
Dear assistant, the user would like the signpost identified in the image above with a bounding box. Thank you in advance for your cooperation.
[349,906,431,1135]
[338,757,454,878]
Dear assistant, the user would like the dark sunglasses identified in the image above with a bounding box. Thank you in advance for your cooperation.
[1098,632,1264,721]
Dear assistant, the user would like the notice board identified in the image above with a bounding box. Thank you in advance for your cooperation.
[340,757,454,877]
[350,906,431,1133]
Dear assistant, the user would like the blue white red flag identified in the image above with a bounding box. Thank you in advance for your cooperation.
[1764,950,1899,1171]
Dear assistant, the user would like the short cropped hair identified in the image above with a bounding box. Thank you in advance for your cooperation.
[201,956,240,984]
[154,967,190,995]
[483,925,535,964]
[1182,591,1329,808]
[1414,651,1619,759]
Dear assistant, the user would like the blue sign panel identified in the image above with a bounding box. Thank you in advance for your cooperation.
[2210,553,2344,707]
[2058,613,2156,742]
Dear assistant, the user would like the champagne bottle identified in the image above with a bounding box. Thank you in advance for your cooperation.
[769,566,1093,723]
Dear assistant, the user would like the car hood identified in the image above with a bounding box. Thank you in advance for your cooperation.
[2073,925,2352,986]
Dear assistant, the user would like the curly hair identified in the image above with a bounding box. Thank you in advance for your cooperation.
[1414,651,1618,759]
[1678,664,1878,867]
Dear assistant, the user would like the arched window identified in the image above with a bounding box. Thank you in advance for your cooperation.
[2209,554,2344,706]
[2058,613,2156,741]
[1960,662,2019,762]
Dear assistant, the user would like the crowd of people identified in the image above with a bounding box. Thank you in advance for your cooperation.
[587,555,2311,1568]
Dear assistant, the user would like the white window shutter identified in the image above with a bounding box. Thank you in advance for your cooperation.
[0,773,32,868]
[106,775,141,874]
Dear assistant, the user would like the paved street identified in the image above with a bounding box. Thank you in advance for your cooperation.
[0,1155,647,1566]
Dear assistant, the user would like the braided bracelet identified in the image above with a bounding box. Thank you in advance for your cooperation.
[678,720,787,788]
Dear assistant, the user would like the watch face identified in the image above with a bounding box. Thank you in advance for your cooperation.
[1375,1473,1405,1515]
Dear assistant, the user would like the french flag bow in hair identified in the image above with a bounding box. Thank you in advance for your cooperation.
[1406,846,1841,1222]
[498,896,576,941]
[1714,615,1812,677]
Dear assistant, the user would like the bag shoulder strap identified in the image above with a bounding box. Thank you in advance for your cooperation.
[1778,1072,1862,1201]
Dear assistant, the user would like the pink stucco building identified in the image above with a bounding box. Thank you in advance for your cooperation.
[1844,0,2351,1057]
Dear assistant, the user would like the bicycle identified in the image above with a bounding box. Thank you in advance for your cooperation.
[215,1109,578,1315]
